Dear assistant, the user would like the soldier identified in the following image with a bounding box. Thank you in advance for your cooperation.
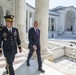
[0,15,22,75]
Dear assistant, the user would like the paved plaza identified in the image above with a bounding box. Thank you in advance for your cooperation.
[0,53,76,75]
[54,56,76,72]
[0,39,76,75]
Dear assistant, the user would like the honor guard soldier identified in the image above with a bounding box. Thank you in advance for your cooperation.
[0,15,22,75]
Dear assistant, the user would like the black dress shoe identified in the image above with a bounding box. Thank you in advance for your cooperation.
[38,68,45,73]
[26,62,30,66]
[26,60,30,66]
[27,63,30,66]
[6,70,8,74]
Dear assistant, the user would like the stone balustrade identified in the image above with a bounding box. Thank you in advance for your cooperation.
[64,46,76,59]
[48,41,76,60]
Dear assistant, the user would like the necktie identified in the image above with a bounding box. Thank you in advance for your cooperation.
[36,29,38,37]
[9,29,11,33]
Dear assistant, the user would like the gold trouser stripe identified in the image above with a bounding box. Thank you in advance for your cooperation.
[0,48,2,50]
[18,45,21,47]
[5,58,10,75]
[0,29,2,30]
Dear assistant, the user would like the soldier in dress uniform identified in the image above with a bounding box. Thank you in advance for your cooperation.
[0,15,22,75]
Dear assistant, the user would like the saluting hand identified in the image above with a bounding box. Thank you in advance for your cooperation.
[19,49,22,53]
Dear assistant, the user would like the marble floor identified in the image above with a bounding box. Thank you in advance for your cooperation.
[0,52,26,75]
[54,56,76,72]
[1,54,76,75]
[15,59,66,75]
[1,45,76,75]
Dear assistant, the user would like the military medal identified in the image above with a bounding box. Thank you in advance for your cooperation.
[3,32,7,38]
[14,30,17,36]
[2,32,7,41]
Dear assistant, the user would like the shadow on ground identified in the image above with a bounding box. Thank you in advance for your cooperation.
[15,59,42,75]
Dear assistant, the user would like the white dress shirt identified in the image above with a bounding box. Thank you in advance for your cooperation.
[7,27,12,33]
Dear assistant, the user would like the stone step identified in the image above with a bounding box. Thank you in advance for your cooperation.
[0,52,27,75]
[43,59,76,75]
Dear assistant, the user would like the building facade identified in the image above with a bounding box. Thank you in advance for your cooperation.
[49,6,76,38]
[26,4,76,39]
[0,0,12,25]
[0,0,76,39]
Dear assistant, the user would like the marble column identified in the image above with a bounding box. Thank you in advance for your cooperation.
[17,0,27,46]
[32,13,35,25]
[73,18,76,32]
[50,17,51,31]
[35,0,49,54]
[27,11,30,32]
[12,0,16,27]
[34,0,53,61]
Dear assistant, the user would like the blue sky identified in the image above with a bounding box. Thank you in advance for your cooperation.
[26,0,76,9]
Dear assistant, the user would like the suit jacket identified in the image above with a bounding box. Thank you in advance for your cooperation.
[28,28,41,49]
[0,27,21,56]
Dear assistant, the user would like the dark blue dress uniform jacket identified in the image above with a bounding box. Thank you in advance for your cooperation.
[0,27,21,57]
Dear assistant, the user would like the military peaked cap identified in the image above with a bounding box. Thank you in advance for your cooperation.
[4,15,14,22]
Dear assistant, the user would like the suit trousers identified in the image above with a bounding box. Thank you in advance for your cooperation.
[5,54,15,75]
[27,47,42,68]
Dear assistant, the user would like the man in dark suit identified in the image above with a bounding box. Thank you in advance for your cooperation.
[27,21,45,73]
[0,15,22,75]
